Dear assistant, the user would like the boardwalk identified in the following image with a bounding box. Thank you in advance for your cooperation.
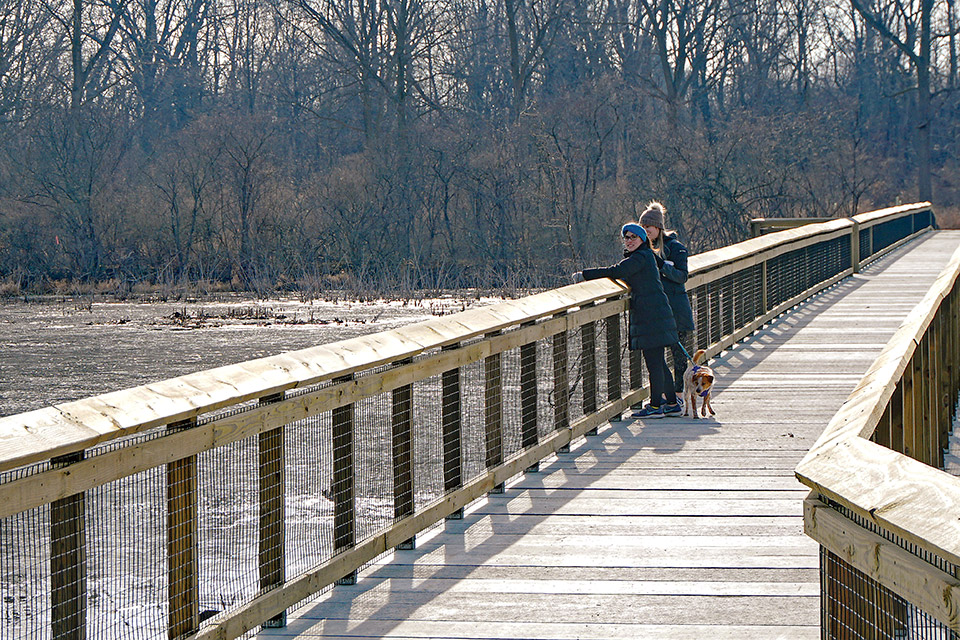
[260,232,960,640]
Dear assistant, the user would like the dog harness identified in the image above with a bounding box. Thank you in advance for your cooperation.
[691,365,710,397]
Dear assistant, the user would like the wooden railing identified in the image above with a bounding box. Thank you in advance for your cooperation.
[795,224,960,636]
[0,203,933,640]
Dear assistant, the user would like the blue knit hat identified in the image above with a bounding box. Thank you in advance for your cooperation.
[621,223,647,242]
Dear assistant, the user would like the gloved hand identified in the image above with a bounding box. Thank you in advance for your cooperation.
[571,271,585,283]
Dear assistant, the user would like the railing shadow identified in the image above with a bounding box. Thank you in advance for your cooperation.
[268,414,715,637]
[263,240,933,637]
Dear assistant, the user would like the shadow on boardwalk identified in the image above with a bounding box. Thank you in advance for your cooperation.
[263,236,949,640]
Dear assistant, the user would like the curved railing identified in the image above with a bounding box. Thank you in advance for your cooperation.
[0,203,933,639]
[795,231,960,636]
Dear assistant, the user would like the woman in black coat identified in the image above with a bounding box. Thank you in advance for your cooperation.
[573,223,681,418]
[640,202,695,405]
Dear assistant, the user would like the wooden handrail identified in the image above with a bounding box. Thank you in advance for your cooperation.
[0,202,936,640]
[796,236,960,631]
[1,203,931,475]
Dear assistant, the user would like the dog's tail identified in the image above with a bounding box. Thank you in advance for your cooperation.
[692,349,707,365]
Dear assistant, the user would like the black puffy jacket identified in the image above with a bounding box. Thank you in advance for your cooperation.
[582,245,679,350]
[658,232,695,332]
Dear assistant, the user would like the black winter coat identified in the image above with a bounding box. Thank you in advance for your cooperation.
[657,232,695,332]
[582,245,678,351]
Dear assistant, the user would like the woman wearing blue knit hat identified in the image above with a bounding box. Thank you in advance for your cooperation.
[571,222,681,418]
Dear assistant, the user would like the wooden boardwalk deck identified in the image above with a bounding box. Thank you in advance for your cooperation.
[259,231,960,640]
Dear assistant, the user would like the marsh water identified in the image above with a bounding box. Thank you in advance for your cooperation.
[0,294,494,418]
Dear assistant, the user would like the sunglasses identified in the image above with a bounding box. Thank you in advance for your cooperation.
[622,233,640,240]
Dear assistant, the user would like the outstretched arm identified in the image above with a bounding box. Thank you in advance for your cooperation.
[583,257,642,283]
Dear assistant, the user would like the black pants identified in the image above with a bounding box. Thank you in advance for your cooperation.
[670,331,693,396]
[641,346,675,407]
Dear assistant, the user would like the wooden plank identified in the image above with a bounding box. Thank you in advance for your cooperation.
[258,621,818,640]
[805,496,960,632]
[797,436,960,567]
[854,202,931,226]
[257,393,285,627]
[441,345,463,514]
[167,419,199,640]
[331,375,355,582]
[50,452,86,640]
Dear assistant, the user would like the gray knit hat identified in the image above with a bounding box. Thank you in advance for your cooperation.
[638,202,666,229]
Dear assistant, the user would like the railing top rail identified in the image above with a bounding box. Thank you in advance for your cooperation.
[0,203,932,475]
[688,216,852,281]
[853,201,932,226]
[0,279,629,473]
[796,238,960,568]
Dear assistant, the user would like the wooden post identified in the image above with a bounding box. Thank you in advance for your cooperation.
[520,322,539,472]
[392,358,415,549]
[928,317,942,467]
[51,451,86,640]
[442,345,464,518]
[890,382,904,454]
[553,316,570,453]
[761,260,769,314]
[902,359,916,460]
[258,393,285,628]
[484,332,504,494]
[915,335,927,464]
[332,375,356,584]
[167,418,199,639]
[581,303,598,435]
[851,219,861,274]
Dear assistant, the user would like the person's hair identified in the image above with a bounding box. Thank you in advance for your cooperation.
[637,200,672,254]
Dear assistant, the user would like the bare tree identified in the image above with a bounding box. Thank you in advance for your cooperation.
[116,0,211,146]
[637,0,726,124]
[850,0,936,200]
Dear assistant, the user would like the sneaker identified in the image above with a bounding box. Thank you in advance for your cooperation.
[662,403,682,417]
[632,404,664,419]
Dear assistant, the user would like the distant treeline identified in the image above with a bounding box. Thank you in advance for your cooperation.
[0,0,957,294]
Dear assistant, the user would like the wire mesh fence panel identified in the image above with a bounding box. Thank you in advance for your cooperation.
[566,325,587,426]
[822,548,959,640]
[413,373,446,511]
[197,439,259,623]
[460,357,488,483]
[873,217,913,255]
[283,412,335,581]
[353,393,398,543]
[618,311,634,402]
[594,314,609,410]
[499,347,526,461]
[860,228,872,261]
[2,504,51,640]
[536,329,558,442]
[86,467,168,640]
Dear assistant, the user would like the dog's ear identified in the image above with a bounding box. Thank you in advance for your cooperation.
[702,374,714,386]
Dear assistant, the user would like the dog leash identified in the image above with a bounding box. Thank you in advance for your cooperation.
[676,341,695,363]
